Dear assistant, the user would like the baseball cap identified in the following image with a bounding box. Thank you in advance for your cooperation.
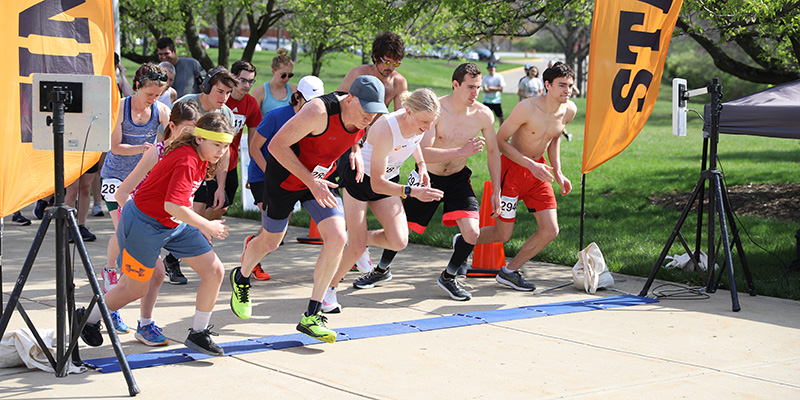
[524,63,533,70]
[297,75,324,101]
[487,62,496,68]
[349,75,388,114]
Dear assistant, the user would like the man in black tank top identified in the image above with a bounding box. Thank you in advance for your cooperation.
[229,76,388,343]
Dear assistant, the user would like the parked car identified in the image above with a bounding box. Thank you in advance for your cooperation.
[258,37,291,51]
[234,36,263,51]
[472,48,501,62]
[204,36,219,48]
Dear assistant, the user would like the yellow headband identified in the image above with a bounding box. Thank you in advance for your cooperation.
[194,127,233,144]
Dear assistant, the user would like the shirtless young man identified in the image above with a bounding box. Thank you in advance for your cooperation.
[337,31,408,111]
[474,61,576,291]
[361,63,502,301]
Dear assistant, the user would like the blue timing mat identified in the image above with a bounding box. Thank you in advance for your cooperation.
[87,294,657,373]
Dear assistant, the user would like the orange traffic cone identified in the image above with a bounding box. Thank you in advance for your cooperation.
[468,181,506,276]
[297,219,324,245]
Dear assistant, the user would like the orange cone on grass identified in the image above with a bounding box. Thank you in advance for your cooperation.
[468,181,506,276]
[297,219,323,244]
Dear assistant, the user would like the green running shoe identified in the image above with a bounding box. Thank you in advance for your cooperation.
[296,313,337,343]
[229,267,252,319]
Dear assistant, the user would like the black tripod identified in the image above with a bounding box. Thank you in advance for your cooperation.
[639,78,756,311]
[0,87,139,395]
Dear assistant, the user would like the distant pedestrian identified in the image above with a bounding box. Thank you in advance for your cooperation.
[482,62,505,125]
[157,37,205,98]
[517,64,544,102]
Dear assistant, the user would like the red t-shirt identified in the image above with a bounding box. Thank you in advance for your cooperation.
[225,94,262,171]
[133,145,208,228]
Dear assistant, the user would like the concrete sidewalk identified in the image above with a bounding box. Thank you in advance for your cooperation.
[1,204,799,399]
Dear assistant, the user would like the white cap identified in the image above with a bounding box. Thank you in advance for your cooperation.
[297,75,324,101]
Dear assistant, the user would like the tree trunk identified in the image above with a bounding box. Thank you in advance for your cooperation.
[183,7,214,71]
[216,6,230,68]
[312,44,326,76]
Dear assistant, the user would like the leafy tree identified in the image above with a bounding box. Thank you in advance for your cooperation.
[677,0,800,84]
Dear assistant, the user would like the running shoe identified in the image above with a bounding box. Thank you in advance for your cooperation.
[165,256,188,285]
[496,268,536,291]
[33,199,48,219]
[11,212,31,226]
[75,307,103,347]
[101,266,119,293]
[185,326,224,356]
[92,202,104,217]
[229,267,252,319]
[437,273,472,301]
[296,313,337,343]
[251,264,271,281]
[354,249,373,273]
[135,322,169,346]
[352,267,392,289]
[69,225,97,243]
[110,311,130,334]
[321,287,341,314]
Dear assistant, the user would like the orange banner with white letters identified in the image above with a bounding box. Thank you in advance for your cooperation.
[583,0,682,173]
[1,0,118,217]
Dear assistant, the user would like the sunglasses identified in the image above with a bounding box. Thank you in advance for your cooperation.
[137,73,168,84]
[379,57,401,68]
[238,77,256,85]
[280,72,294,79]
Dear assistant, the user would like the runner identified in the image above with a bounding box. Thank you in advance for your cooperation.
[323,88,444,313]
[365,63,502,301]
[230,75,388,344]
[474,62,576,291]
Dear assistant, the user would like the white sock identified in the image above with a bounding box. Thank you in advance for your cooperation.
[87,305,102,323]
[139,316,154,327]
[501,266,513,274]
[192,310,212,332]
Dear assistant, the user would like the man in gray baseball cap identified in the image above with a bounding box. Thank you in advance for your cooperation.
[349,75,389,114]
[231,72,386,344]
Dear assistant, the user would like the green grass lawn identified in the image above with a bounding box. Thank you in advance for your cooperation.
[125,49,800,300]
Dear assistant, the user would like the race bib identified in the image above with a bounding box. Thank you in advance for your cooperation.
[385,163,402,178]
[500,195,518,220]
[407,170,421,187]
[311,163,333,180]
[101,178,122,202]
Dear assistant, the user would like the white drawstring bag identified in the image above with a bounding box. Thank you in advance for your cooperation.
[572,242,614,293]
[0,328,86,374]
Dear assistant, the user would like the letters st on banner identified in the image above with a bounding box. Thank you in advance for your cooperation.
[583,0,683,174]
[2,0,117,215]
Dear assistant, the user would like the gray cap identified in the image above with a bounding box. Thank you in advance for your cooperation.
[487,62,496,68]
[524,63,533,70]
[349,75,388,114]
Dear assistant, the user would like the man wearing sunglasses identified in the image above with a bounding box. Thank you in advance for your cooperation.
[337,32,408,111]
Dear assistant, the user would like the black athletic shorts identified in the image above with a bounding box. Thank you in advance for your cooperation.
[193,169,238,208]
[249,180,264,205]
[403,167,479,234]
[339,162,400,202]
[484,102,504,118]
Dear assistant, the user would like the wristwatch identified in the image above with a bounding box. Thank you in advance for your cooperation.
[401,185,412,199]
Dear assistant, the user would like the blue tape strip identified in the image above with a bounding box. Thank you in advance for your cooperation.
[457,307,548,323]
[86,295,657,372]
[337,323,419,340]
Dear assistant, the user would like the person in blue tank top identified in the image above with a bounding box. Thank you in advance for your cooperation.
[252,48,297,116]
[100,62,171,337]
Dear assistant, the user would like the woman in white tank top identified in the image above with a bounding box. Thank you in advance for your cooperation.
[321,89,444,313]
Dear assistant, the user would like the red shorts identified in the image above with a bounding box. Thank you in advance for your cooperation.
[498,155,557,222]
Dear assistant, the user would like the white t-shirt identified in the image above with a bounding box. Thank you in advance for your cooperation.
[518,76,544,99]
[482,73,505,104]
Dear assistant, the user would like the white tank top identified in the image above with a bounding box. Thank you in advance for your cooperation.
[362,109,424,179]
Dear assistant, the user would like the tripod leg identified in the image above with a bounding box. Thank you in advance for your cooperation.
[712,174,741,311]
[64,213,140,395]
[0,214,54,342]
[640,177,706,296]
[719,180,757,296]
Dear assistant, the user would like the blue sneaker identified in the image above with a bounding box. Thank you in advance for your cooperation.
[110,311,130,334]
[135,322,169,346]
